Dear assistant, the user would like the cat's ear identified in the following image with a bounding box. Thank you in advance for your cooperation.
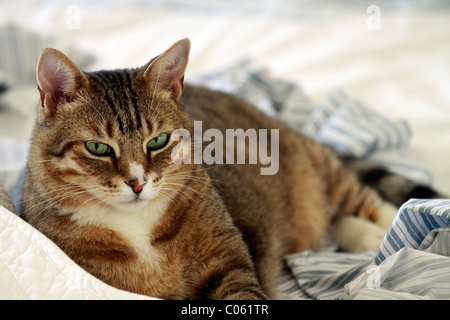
[143,38,190,102]
[36,48,89,118]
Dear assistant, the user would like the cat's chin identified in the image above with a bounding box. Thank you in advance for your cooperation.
[113,198,150,212]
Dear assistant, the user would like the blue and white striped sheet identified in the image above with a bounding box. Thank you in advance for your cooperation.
[279,251,374,300]
[278,199,450,300]
[375,199,450,264]
[303,90,433,185]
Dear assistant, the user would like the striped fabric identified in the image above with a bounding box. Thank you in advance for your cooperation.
[375,199,450,264]
[304,91,433,184]
[278,199,450,300]
[280,251,374,300]
[194,59,314,118]
[0,24,51,85]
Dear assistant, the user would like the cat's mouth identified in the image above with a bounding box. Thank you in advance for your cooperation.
[122,193,148,204]
[115,195,149,211]
[105,185,163,210]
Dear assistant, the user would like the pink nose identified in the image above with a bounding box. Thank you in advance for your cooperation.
[125,179,145,194]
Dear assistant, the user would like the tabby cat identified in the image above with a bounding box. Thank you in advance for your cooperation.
[22,39,441,299]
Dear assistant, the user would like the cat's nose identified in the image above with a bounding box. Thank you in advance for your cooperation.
[125,178,147,194]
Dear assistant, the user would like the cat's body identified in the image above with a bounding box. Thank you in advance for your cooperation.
[22,39,441,299]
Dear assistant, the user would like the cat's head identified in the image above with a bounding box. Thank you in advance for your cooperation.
[29,39,194,212]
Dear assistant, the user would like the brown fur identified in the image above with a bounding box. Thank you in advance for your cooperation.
[23,39,397,299]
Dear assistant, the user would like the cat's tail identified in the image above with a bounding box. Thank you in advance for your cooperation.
[341,156,445,207]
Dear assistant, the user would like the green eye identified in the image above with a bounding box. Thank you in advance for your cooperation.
[85,141,112,156]
[147,134,169,150]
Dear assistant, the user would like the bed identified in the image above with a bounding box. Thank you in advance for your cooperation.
[1,0,449,300]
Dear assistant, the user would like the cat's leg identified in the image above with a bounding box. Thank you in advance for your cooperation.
[185,209,269,300]
[316,149,399,252]
[333,216,385,252]
[376,201,399,230]
[186,237,269,300]
[289,171,330,253]
[332,202,397,252]
[330,185,398,252]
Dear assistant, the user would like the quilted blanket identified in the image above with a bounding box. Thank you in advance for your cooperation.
[0,191,153,299]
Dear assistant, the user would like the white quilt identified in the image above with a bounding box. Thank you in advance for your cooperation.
[0,205,153,300]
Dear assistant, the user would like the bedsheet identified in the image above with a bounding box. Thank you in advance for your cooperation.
[280,199,450,300]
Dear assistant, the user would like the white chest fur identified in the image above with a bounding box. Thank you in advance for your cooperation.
[71,199,169,272]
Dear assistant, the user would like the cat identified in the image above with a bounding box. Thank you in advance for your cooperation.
[22,39,442,299]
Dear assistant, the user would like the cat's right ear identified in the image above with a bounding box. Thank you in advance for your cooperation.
[36,48,89,118]
[142,38,190,103]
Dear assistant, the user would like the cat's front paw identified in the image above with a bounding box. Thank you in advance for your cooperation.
[333,216,386,253]
[376,202,398,231]
[348,226,386,252]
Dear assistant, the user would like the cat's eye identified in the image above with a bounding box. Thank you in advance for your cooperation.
[147,133,169,151]
[85,141,113,157]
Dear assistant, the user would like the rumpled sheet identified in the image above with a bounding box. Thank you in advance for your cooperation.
[281,199,450,300]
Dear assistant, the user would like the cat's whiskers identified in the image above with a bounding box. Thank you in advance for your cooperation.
[163,175,212,189]
[89,104,106,124]
[71,189,111,214]
[30,186,94,210]
[164,167,221,183]
[158,186,197,204]
[162,181,206,200]
[162,174,223,202]
[20,184,86,204]
[25,183,99,216]
[30,187,96,219]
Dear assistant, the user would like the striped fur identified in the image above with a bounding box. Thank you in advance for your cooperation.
[22,39,432,300]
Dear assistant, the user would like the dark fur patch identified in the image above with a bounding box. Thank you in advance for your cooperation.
[193,263,261,300]
[48,141,75,158]
[408,186,438,199]
[0,83,7,94]
[361,168,390,185]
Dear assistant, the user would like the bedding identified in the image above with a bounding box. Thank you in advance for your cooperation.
[1,0,449,300]
[0,200,153,299]
[280,199,450,300]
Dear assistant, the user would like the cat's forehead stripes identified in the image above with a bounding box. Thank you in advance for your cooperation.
[86,70,142,134]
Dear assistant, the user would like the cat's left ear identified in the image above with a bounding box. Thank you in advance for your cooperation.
[36,48,89,118]
[143,38,190,102]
